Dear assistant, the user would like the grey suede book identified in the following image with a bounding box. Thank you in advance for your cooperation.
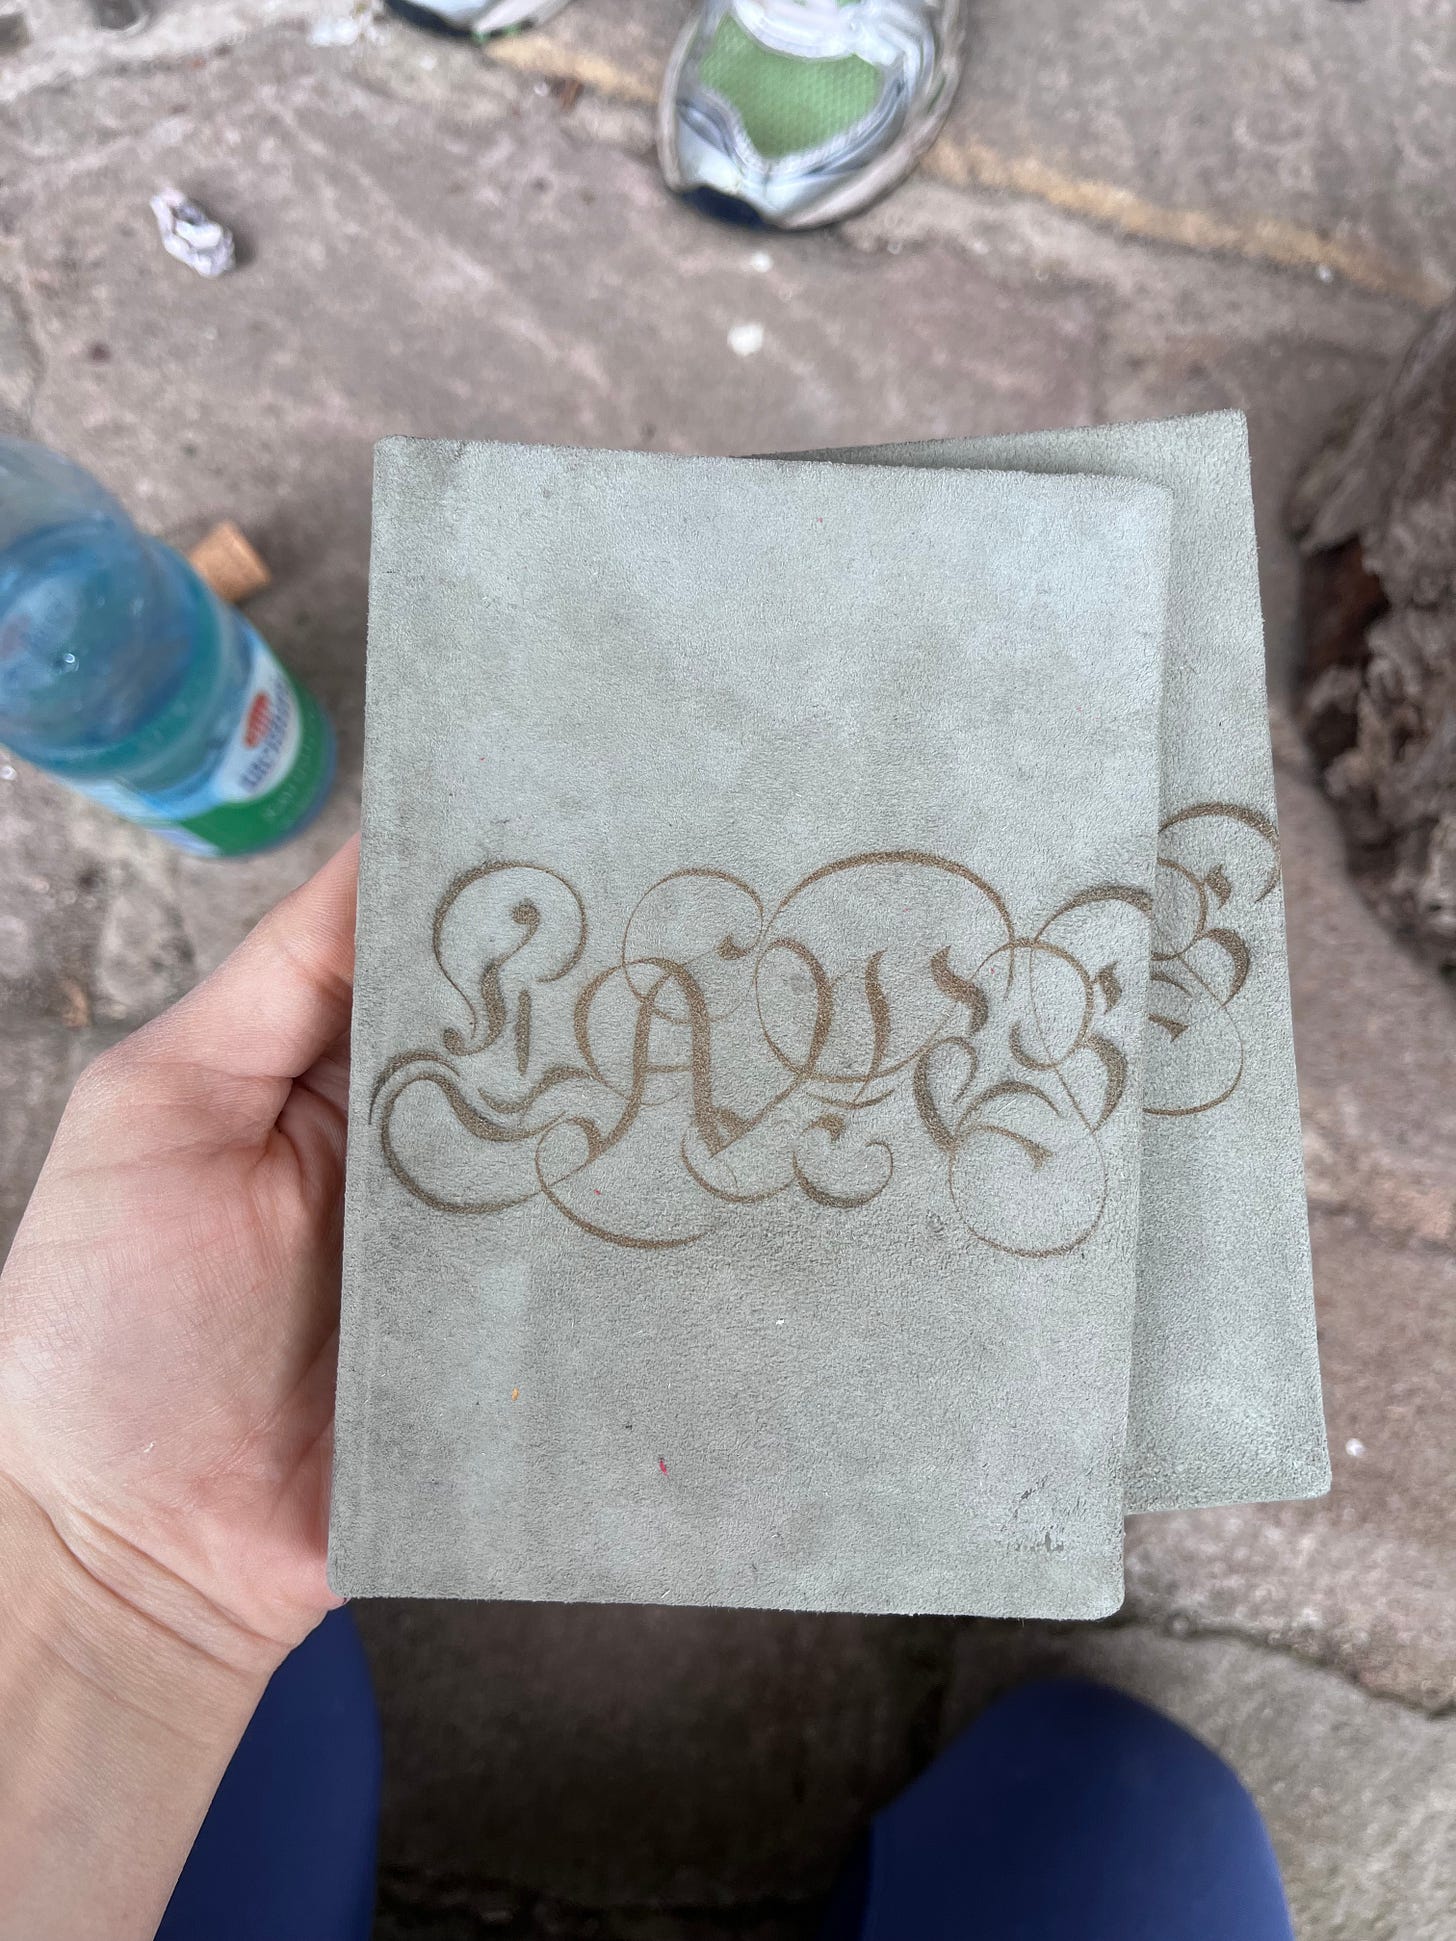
[813,414,1327,1513]
[331,439,1173,1616]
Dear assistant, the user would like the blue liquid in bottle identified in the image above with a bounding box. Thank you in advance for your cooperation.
[0,439,334,856]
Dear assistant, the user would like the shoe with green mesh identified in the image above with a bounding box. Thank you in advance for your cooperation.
[658,0,963,229]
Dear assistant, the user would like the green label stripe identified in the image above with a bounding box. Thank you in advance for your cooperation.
[178,674,334,856]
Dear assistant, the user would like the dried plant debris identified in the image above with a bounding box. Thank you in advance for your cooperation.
[1293,296,1456,969]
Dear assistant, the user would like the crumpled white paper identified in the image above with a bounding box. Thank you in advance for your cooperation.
[149,189,236,279]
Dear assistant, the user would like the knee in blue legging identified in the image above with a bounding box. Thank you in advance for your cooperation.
[832,1676,1294,1941]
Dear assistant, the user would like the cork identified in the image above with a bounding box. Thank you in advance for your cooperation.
[187,520,271,604]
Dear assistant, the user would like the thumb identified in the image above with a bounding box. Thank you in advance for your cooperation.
[147,835,360,1085]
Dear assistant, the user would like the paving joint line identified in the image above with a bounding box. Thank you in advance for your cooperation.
[10,20,1444,310]
[481,29,1448,309]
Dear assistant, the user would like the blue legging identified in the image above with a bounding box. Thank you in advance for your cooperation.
[821,1675,1294,1940]
[155,1609,379,1941]
[159,1611,1292,1941]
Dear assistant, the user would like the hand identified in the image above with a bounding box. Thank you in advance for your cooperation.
[0,836,359,1940]
[1,833,358,1663]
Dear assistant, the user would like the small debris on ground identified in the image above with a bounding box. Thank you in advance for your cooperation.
[149,189,236,278]
[728,321,765,357]
[0,10,31,54]
[548,75,583,112]
[187,522,272,605]
[58,976,92,1031]
[309,3,384,47]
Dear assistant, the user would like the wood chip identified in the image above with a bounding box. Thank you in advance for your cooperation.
[58,975,92,1031]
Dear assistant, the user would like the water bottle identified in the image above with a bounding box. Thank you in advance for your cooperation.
[0,439,335,857]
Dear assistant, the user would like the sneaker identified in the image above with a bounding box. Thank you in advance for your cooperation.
[658,0,963,229]
[382,0,574,39]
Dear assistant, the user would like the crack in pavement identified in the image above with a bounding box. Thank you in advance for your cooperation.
[1106,1610,1456,1721]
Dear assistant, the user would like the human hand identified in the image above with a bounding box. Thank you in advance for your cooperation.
[0,836,360,1939]
[0,834,358,1670]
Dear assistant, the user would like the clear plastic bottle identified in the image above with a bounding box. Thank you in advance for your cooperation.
[0,439,335,856]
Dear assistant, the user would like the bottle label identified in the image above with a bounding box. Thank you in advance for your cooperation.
[73,631,333,858]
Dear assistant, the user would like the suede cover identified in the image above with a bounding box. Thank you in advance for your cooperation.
[329,439,1173,1615]
[811,413,1327,1512]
